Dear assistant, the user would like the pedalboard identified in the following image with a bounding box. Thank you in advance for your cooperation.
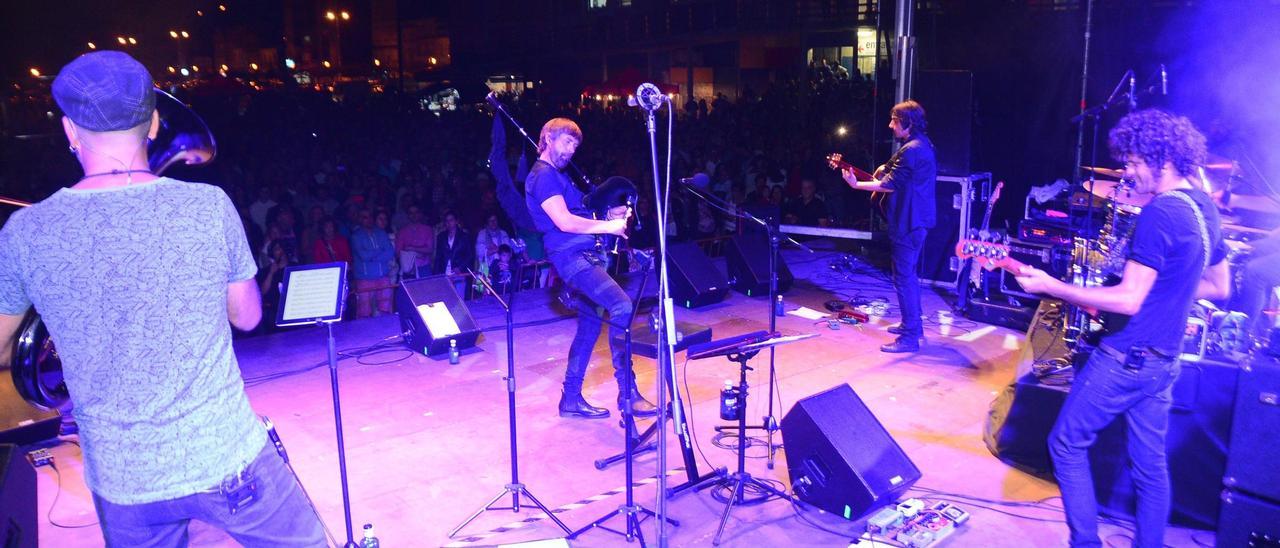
[862,500,970,548]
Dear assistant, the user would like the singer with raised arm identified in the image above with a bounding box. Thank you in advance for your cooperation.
[1014,110,1230,548]
[525,118,656,419]
[841,100,937,352]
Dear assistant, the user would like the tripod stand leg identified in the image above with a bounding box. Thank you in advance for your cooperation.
[518,486,573,535]
[713,477,744,546]
[448,488,509,538]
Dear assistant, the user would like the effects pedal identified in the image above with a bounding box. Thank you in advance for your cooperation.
[27,448,53,468]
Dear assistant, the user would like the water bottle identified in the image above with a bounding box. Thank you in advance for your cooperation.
[719,380,739,421]
[448,339,460,364]
[361,523,380,548]
[775,294,785,317]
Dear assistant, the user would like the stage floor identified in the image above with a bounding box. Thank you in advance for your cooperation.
[35,239,1213,547]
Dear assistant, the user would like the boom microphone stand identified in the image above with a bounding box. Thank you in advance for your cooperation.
[449,270,572,539]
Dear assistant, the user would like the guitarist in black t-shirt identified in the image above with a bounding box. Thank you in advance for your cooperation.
[1014,110,1231,548]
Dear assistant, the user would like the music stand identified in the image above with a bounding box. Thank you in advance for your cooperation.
[276,262,359,547]
[687,331,818,546]
[449,270,572,539]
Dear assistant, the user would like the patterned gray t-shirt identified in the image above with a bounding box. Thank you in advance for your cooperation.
[0,178,267,504]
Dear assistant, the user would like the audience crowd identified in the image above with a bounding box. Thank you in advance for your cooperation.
[1,72,884,334]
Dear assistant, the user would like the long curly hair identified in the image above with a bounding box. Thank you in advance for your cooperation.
[1108,109,1207,179]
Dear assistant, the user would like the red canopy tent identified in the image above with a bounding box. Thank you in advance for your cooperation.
[581,68,679,97]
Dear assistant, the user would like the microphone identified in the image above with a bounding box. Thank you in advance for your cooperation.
[1160,64,1167,95]
[627,83,666,111]
[680,173,711,190]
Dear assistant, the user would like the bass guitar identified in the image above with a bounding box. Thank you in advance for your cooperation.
[955,236,1100,318]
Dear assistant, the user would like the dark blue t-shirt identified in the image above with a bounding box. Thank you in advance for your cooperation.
[1102,188,1227,356]
[525,160,596,257]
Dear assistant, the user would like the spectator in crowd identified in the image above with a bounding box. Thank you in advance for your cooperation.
[785,178,830,227]
[350,208,395,318]
[475,213,514,275]
[434,211,475,276]
[311,217,352,265]
[396,204,435,279]
[488,244,518,295]
[257,240,295,333]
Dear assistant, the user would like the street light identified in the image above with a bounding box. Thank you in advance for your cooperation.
[324,10,351,71]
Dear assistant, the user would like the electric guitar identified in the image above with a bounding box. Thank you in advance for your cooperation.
[955,237,1099,317]
[826,153,887,216]
[967,181,1005,288]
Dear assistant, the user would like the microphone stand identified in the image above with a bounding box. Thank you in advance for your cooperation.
[681,183,811,468]
[638,96,680,548]
[449,270,572,539]
[569,258,680,545]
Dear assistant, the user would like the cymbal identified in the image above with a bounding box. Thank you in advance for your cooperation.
[1083,179,1150,207]
[1081,165,1124,179]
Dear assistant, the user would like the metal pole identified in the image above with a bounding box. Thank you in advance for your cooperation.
[893,0,916,105]
[1073,0,1096,184]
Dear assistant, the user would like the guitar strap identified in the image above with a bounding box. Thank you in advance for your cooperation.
[1160,190,1211,275]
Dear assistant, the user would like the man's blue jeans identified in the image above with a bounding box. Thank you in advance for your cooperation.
[1049,345,1180,548]
[891,228,928,337]
[92,441,326,547]
[563,263,634,395]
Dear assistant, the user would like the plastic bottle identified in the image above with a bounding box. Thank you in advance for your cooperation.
[448,339,460,364]
[775,294,785,317]
[361,523,380,548]
[719,380,739,420]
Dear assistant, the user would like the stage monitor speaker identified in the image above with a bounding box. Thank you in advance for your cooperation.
[914,70,974,177]
[665,242,729,308]
[395,275,481,356]
[0,444,36,548]
[0,373,59,446]
[1224,353,1280,502]
[724,233,793,296]
[1217,490,1280,548]
[782,384,921,520]
[986,353,1239,529]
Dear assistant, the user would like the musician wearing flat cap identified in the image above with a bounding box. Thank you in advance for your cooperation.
[0,51,324,546]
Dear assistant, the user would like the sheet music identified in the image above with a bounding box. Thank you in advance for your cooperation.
[280,267,343,322]
[417,302,461,337]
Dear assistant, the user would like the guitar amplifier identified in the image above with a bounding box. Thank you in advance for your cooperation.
[999,238,1071,298]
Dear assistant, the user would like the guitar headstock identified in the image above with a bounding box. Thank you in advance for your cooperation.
[826,153,847,171]
[990,181,1004,204]
[955,232,1014,271]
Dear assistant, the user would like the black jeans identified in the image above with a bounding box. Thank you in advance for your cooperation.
[891,228,928,337]
[562,261,635,396]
